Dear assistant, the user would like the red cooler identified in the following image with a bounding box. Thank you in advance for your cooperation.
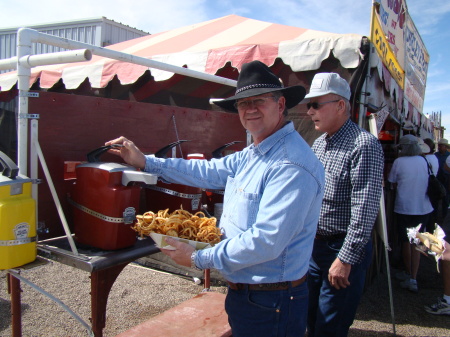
[70,145,157,250]
[145,153,204,213]
[144,142,204,213]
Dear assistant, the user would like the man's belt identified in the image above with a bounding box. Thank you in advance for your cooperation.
[227,274,307,291]
[315,233,347,241]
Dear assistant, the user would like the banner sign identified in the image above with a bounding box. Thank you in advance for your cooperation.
[371,6,405,89]
[404,13,429,111]
[378,0,406,69]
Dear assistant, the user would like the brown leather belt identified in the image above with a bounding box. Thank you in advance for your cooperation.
[315,233,346,241]
[227,274,307,291]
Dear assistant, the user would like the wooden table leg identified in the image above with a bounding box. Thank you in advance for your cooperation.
[90,262,129,337]
[8,273,22,337]
[204,269,210,289]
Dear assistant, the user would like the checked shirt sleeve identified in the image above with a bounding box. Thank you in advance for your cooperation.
[338,136,384,265]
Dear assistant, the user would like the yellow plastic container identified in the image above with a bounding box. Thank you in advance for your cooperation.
[0,152,36,270]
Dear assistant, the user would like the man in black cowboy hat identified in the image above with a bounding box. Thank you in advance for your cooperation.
[105,60,325,336]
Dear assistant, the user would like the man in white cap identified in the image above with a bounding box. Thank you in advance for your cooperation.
[305,73,384,336]
[105,61,325,336]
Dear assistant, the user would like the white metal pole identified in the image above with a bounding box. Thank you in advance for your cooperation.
[7,270,93,336]
[0,49,92,71]
[368,113,396,336]
[19,49,92,68]
[0,57,17,71]
[16,28,32,176]
[33,139,79,255]
[30,119,39,224]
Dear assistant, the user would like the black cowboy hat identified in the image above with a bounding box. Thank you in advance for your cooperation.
[214,60,306,112]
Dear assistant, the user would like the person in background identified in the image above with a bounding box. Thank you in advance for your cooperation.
[424,239,450,315]
[435,139,450,223]
[424,138,439,175]
[388,135,433,293]
[305,72,384,337]
[106,60,325,337]
[443,153,450,177]
[423,138,440,233]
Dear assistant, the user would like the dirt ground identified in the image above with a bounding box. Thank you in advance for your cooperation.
[1,216,450,337]
[1,250,449,337]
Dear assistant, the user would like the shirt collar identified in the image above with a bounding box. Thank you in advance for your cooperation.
[252,121,294,155]
[325,118,351,144]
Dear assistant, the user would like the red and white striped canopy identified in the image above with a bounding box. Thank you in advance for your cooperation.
[0,15,363,92]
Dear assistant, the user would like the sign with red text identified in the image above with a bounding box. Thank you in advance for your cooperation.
[378,0,407,69]
[371,5,405,89]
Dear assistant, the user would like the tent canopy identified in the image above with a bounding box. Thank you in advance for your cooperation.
[0,15,363,92]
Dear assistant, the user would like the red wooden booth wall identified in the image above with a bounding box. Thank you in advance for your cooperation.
[27,92,246,239]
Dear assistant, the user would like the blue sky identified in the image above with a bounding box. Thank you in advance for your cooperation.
[1,0,449,137]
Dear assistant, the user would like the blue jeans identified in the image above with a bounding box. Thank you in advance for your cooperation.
[225,281,308,337]
[307,238,372,337]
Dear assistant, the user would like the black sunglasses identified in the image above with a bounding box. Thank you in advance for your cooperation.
[307,99,340,110]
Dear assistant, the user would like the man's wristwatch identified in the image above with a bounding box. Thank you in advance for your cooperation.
[190,250,202,271]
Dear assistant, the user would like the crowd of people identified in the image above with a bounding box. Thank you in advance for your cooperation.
[105,60,448,336]
[387,133,450,316]
[388,135,434,293]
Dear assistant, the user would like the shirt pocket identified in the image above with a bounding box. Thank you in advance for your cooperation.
[224,176,261,231]
[324,170,350,204]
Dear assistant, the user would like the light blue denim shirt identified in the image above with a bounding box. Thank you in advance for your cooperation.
[144,121,324,283]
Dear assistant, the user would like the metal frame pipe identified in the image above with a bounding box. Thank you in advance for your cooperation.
[0,57,17,71]
[0,49,92,71]
[16,28,33,177]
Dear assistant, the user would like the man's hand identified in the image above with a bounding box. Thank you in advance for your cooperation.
[159,237,195,267]
[328,258,351,290]
[105,136,146,169]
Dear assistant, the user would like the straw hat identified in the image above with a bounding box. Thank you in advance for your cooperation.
[438,138,450,148]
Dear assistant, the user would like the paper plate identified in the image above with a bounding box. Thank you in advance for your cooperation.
[149,232,212,250]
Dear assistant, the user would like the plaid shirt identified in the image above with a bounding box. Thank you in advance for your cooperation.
[312,119,384,264]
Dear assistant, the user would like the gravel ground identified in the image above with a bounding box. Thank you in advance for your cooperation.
[0,261,226,337]
[1,249,449,337]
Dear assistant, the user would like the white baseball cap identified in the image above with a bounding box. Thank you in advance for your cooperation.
[305,73,351,100]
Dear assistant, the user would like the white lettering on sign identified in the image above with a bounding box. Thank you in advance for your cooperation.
[192,196,200,211]
[14,223,30,239]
